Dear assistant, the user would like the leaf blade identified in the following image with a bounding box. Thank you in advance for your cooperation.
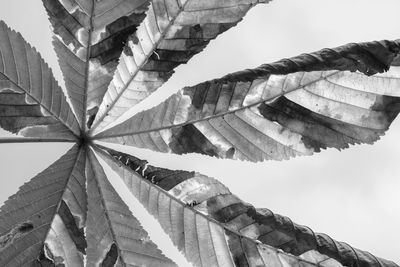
[95,39,400,162]
[0,144,87,266]
[93,145,399,267]
[0,20,80,139]
[42,0,151,128]
[90,0,271,133]
[86,148,176,267]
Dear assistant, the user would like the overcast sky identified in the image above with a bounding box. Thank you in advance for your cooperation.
[1,0,399,265]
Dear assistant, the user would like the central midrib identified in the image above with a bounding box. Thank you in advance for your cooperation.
[93,71,341,139]
[82,0,96,133]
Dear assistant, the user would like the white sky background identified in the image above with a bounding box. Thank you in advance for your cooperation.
[0,0,400,265]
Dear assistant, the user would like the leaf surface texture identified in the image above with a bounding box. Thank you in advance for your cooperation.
[96,40,400,162]
[0,145,86,266]
[96,146,398,267]
[91,0,271,133]
[86,148,176,267]
[42,0,151,128]
[0,21,80,140]
[0,2,399,266]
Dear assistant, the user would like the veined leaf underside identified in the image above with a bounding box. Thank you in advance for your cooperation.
[0,1,399,266]
[95,39,400,163]
[90,0,271,134]
[86,148,176,266]
[42,0,151,129]
[95,145,399,267]
[0,145,87,266]
[0,21,80,140]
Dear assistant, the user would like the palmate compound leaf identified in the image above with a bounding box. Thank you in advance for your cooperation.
[95,145,399,267]
[42,0,151,128]
[1,2,399,267]
[86,148,176,267]
[94,39,400,162]
[0,145,86,266]
[0,21,80,140]
[90,0,272,134]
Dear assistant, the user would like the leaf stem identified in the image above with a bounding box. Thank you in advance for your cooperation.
[0,137,76,144]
